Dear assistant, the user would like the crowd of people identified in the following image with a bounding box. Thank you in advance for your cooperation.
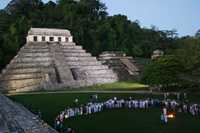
[54,93,200,132]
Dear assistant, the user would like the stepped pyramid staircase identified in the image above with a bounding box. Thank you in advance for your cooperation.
[99,51,141,80]
[0,42,118,93]
[120,58,139,75]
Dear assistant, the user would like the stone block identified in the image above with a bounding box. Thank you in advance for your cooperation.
[64,52,91,57]
[64,57,97,61]
[1,73,43,81]
[66,61,102,66]
[0,93,58,132]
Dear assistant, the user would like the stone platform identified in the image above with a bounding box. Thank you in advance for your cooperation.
[0,93,57,133]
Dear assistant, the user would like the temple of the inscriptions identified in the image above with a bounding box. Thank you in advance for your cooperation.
[0,28,118,93]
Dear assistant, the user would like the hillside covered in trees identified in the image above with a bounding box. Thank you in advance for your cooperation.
[0,0,176,70]
[1,0,200,91]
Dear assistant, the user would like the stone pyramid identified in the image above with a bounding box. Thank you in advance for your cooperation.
[99,51,141,80]
[0,28,118,93]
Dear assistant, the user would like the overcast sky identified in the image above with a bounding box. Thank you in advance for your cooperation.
[0,0,200,36]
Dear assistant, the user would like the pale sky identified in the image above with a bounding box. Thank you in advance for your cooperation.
[0,0,200,36]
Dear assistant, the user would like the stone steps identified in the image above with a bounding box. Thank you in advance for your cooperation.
[61,42,76,45]
[66,61,102,66]
[21,49,50,53]
[9,62,52,69]
[86,73,117,78]
[23,45,84,50]
[69,65,109,70]
[85,69,114,75]
[16,56,52,60]
[62,49,86,53]
[23,46,49,49]
[1,73,43,81]
[14,57,52,63]
[61,45,82,49]
[19,53,51,57]
[64,56,97,62]
[86,77,118,84]
[54,52,75,82]
[2,78,43,89]
[0,93,58,132]
[20,51,50,54]
[64,53,91,57]
[27,42,49,45]
[4,68,49,74]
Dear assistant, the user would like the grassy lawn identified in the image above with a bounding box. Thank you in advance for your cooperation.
[7,82,148,94]
[84,81,148,91]
[64,108,200,133]
[10,92,200,133]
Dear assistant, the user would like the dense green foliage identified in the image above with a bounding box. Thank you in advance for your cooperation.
[173,37,200,89]
[10,93,200,133]
[142,55,182,90]
[142,36,200,90]
[0,0,174,70]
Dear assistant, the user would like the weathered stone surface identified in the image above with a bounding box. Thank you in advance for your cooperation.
[0,93,58,133]
[0,28,118,93]
[64,52,91,57]
[99,51,141,80]
[151,49,164,60]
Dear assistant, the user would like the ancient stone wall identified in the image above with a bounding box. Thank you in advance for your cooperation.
[99,51,141,81]
[0,93,58,133]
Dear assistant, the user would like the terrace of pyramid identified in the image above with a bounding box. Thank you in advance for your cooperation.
[99,51,141,81]
[0,28,118,93]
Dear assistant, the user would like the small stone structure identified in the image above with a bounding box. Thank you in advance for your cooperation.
[0,93,58,133]
[0,28,118,93]
[151,49,164,60]
[99,51,141,80]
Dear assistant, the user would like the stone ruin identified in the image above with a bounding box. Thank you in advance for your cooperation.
[0,28,118,93]
[151,49,164,60]
[0,93,58,133]
[98,51,141,81]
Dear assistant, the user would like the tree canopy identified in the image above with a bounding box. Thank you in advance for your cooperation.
[142,36,200,91]
[142,55,182,90]
[0,0,174,70]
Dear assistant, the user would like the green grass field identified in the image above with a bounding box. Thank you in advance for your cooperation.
[84,81,148,91]
[10,82,148,94]
[10,92,200,133]
[51,81,148,92]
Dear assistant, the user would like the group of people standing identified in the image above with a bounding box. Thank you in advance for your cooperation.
[55,93,200,132]
[161,92,200,124]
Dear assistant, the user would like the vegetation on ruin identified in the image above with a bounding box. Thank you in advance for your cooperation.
[10,92,200,133]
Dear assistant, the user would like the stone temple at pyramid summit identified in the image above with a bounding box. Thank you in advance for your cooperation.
[0,28,118,93]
